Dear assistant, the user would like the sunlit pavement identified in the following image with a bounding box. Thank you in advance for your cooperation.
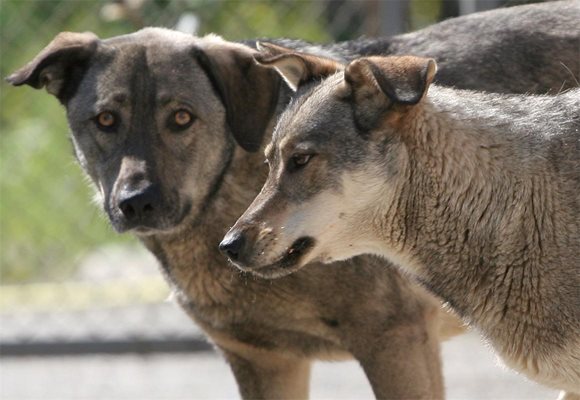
[0,332,557,400]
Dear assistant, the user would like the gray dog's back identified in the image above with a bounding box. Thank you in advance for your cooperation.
[258,0,580,94]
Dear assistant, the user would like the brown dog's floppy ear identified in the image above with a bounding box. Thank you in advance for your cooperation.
[6,31,98,101]
[255,42,344,91]
[344,56,436,129]
[193,42,282,152]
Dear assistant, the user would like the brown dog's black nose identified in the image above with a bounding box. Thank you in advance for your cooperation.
[219,231,246,263]
[118,184,162,223]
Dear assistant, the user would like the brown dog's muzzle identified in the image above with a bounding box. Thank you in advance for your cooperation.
[107,156,186,234]
[116,183,163,228]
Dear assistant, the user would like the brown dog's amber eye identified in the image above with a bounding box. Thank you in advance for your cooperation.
[95,111,118,131]
[168,109,196,132]
[97,112,115,127]
[174,110,192,126]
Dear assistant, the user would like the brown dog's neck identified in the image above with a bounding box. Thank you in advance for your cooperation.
[376,90,578,356]
[140,145,268,310]
[137,80,294,313]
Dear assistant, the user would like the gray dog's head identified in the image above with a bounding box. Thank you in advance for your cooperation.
[221,48,436,278]
[8,28,281,236]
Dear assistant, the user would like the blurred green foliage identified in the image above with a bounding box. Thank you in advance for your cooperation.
[1,1,133,283]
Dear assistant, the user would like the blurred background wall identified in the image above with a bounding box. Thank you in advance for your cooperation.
[0,0,552,398]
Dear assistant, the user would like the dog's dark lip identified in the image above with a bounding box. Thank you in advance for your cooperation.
[113,222,163,235]
[234,237,316,279]
[110,201,193,236]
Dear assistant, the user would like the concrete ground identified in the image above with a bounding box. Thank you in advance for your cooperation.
[0,333,557,400]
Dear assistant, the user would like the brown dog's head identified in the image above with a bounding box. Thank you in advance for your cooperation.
[220,47,436,278]
[8,29,281,236]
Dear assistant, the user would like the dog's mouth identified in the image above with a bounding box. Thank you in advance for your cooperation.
[110,201,192,236]
[237,236,316,279]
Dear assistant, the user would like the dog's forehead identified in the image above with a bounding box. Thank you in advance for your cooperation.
[103,27,195,51]
[100,28,198,71]
[273,73,347,148]
[65,29,233,127]
[73,29,219,109]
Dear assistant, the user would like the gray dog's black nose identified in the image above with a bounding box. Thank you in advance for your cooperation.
[118,184,161,223]
[219,231,246,263]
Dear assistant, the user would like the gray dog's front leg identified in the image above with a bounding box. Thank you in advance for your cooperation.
[222,348,312,399]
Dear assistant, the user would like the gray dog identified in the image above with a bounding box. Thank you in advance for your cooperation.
[224,52,580,398]
[8,1,579,398]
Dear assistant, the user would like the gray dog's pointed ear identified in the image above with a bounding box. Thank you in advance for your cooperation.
[343,56,436,129]
[255,42,344,91]
[6,31,98,101]
[193,42,282,152]
[345,56,437,105]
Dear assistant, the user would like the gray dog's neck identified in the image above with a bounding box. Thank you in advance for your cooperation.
[380,87,580,355]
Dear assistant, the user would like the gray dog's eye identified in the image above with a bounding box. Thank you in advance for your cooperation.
[288,153,314,172]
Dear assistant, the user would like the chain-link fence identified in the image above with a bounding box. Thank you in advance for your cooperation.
[1,0,542,356]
